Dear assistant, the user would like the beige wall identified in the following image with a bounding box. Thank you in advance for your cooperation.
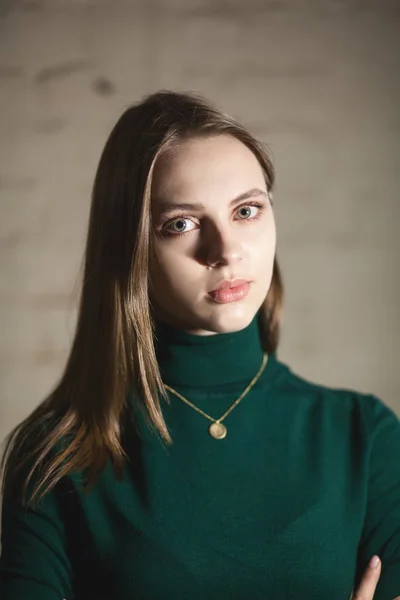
[1,0,399,444]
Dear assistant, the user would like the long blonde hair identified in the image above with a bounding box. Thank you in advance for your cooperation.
[1,91,284,506]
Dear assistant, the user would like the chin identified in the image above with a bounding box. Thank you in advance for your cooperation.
[203,304,257,335]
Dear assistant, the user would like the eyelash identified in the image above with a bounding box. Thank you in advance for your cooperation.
[160,201,266,238]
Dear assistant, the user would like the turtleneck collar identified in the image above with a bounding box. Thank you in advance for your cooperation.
[154,312,267,388]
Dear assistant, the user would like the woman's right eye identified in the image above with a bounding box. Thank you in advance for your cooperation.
[164,218,197,235]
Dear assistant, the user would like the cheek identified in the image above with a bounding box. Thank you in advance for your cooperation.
[248,223,276,261]
[151,245,200,290]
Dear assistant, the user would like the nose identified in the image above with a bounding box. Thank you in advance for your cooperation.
[201,222,243,269]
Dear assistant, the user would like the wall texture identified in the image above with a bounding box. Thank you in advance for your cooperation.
[1,0,399,444]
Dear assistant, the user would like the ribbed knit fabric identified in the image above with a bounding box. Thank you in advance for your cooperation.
[1,314,400,599]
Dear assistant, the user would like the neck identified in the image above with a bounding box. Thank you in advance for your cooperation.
[154,313,265,388]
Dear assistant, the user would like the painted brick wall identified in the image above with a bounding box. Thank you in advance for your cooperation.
[1,0,399,443]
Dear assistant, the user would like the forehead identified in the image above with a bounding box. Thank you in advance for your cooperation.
[151,134,266,203]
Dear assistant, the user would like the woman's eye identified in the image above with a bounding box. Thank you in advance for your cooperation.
[235,205,260,220]
[162,204,263,235]
[165,218,197,234]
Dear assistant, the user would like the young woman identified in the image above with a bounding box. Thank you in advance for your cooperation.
[1,91,399,600]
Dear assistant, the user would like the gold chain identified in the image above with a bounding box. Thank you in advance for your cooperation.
[164,353,268,439]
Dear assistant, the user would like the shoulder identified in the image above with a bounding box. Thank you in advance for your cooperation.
[1,412,80,509]
[273,356,400,435]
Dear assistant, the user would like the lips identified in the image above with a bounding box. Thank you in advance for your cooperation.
[208,279,251,304]
[209,278,249,293]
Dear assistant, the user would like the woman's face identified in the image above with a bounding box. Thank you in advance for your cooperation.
[149,134,276,335]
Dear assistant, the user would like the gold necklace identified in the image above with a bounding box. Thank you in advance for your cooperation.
[164,353,268,440]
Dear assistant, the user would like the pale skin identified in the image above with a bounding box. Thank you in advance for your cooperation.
[149,134,398,598]
[150,133,276,336]
[351,557,399,599]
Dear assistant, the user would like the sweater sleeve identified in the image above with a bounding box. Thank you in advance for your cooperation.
[355,395,400,599]
[0,480,73,600]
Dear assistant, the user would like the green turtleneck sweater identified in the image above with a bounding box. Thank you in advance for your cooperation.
[1,316,400,599]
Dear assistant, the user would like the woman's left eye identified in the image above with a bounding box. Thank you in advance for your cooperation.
[235,204,261,220]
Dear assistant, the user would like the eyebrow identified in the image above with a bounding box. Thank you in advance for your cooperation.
[155,187,268,216]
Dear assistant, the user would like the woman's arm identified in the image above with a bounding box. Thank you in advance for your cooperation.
[0,481,73,600]
[354,395,400,600]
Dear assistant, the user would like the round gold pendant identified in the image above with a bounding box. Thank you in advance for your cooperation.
[209,422,227,439]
